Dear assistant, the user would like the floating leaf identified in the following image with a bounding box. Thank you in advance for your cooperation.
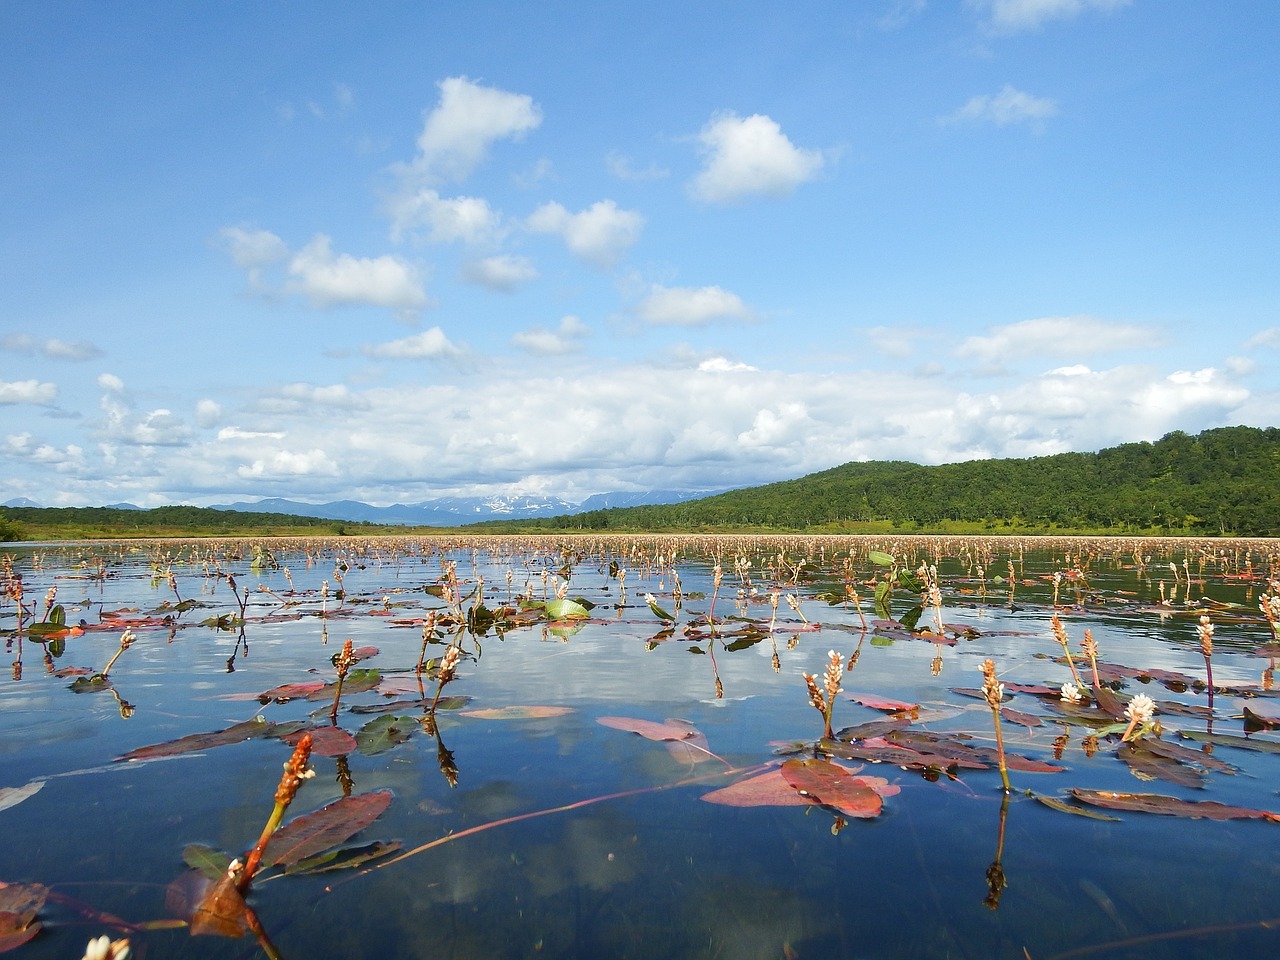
[262,790,394,867]
[1177,729,1280,754]
[0,781,44,814]
[868,551,895,566]
[188,871,249,938]
[355,715,417,755]
[1118,741,1207,789]
[459,705,574,720]
[1069,788,1280,821]
[282,725,358,757]
[1000,706,1044,728]
[183,843,233,881]
[306,668,382,701]
[702,768,814,808]
[0,882,46,953]
[257,681,325,704]
[1035,795,1120,821]
[848,692,918,714]
[781,758,886,818]
[659,719,714,764]
[116,717,294,762]
[283,840,402,875]
[597,716,696,742]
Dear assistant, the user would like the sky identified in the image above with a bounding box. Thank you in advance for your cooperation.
[2,0,1279,509]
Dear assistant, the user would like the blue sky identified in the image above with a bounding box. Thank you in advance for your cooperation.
[2,0,1278,508]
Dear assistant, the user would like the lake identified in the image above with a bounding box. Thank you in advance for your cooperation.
[3,534,1280,959]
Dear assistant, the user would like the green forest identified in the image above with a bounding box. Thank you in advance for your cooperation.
[3,426,1279,541]
[521,426,1280,537]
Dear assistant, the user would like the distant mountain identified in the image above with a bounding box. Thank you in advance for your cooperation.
[2,497,43,508]
[103,502,143,510]
[210,490,718,526]
[210,494,579,527]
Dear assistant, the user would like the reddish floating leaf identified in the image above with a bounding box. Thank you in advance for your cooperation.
[597,716,696,742]
[257,681,325,704]
[848,692,918,714]
[116,718,289,762]
[0,883,46,953]
[187,872,248,938]
[1070,788,1280,821]
[660,718,714,764]
[702,768,813,808]
[305,669,382,701]
[282,725,358,757]
[460,706,574,720]
[262,790,394,867]
[1000,706,1043,728]
[780,758,886,818]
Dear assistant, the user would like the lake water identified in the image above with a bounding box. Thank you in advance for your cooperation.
[3,534,1280,959]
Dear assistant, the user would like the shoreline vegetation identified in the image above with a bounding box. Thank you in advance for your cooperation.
[3,425,1278,542]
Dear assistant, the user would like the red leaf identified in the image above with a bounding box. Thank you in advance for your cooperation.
[256,681,325,704]
[596,716,696,741]
[282,726,358,757]
[780,758,885,818]
[1070,788,1280,821]
[0,883,47,953]
[848,692,919,714]
[262,791,393,867]
[460,706,574,720]
[116,718,284,762]
[702,768,813,808]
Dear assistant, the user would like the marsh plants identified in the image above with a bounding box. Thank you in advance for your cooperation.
[3,534,1280,959]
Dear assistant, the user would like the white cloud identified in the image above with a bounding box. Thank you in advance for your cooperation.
[195,399,222,428]
[1245,327,1280,350]
[237,448,339,478]
[945,85,1058,128]
[217,226,289,270]
[0,379,58,405]
[5,433,84,470]
[635,284,756,327]
[606,151,670,182]
[413,76,542,183]
[689,112,824,204]
[97,373,125,393]
[958,316,1153,366]
[1,334,101,361]
[698,357,758,373]
[526,200,644,268]
[971,0,1131,33]
[363,327,461,360]
[387,190,504,245]
[512,316,590,356]
[217,426,285,441]
[286,235,428,312]
[461,254,538,292]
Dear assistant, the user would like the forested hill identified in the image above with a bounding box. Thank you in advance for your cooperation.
[533,426,1280,536]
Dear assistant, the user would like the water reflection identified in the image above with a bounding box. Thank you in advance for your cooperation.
[1,535,1279,959]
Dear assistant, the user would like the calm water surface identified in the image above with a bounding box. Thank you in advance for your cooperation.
[2,535,1280,960]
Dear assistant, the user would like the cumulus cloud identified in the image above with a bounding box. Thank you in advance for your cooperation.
[461,254,538,292]
[286,235,428,312]
[237,448,339,478]
[689,112,824,204]
[412,76,542,183]
[512,316,590,356]
[634,284,756,327]
[970,0,1131,33]
[362,327,461,360]
[944,85,1058,128]
[526,200,644,268]
[1,333,102,361]
[4,433,85,471]
[958,316,1153,368]
[218,226,289,269]
[387,190,504,245]
[698,357,758,373]
[97,373,125,393]
[0,379,58,405]
[195,399,222,428]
